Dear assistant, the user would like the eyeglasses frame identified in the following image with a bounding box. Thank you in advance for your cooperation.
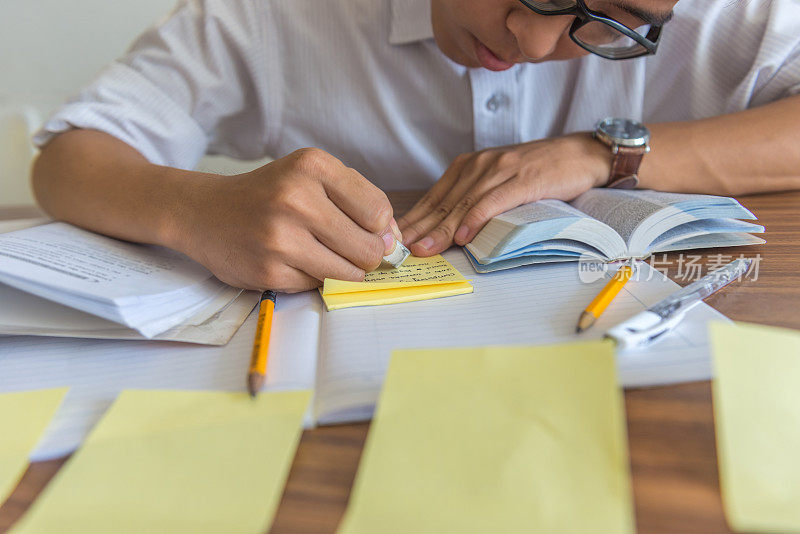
[518,0,663,60]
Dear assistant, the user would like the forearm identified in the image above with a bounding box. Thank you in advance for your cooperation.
[640,94,800,195]
[399,96,800,255]
[32,129,214,251]
[32,131,397,291]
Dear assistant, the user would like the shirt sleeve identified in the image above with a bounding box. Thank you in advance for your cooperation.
[748,1,800,105]
[33,0,274,170]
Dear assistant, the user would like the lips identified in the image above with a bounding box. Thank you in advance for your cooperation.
[474,39,515,71]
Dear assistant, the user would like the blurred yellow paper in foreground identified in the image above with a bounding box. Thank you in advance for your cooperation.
[13,389,310,534]
[0,388,67,504]
[711,322,800,533]
[339,340,634,534]
[321,254,472,311]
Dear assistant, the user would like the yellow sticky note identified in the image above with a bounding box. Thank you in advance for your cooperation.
[0,388,67,503]
[321,254,472,311]
[711,322,800,533]
[12,389,311,534]
[338,341,634,534]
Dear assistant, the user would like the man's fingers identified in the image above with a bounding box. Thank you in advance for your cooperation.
[408,164,518,254]
[458,178,542,245]
[290,235,367,284]
[407,225,455,256]
[389,218,403,244]
[397,154,470,235]
[240,252,321,292]
[405,187,489,256]
[309,200,389,273]
[321,165,393,234]
[266,265,321,293]
[286,148,393,234]
[400,161,486,245]
[400,203,452,249]
[396,188,447,238]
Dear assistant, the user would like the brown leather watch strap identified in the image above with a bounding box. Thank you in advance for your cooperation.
[606,145,646,189]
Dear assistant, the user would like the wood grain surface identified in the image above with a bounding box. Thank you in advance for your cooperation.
[1,190,798,533]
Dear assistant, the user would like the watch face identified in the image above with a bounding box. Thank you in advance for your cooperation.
[597,118,650,144]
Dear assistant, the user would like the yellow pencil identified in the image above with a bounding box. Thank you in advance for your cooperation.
[247,290,277,398]
[576,264,633,333]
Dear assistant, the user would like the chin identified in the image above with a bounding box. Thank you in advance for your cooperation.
[433,33,478,68]
[431,14,481,68]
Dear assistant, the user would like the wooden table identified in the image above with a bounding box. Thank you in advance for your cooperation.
[1,191,799,534]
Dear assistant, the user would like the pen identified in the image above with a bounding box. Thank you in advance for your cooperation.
[576,263,633,333]
[247,290,276,398]
[606,258,752,350]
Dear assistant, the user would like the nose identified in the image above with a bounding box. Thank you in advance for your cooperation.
[506,8,573,60]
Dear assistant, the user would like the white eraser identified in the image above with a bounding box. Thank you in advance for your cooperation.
[383,241,411,268]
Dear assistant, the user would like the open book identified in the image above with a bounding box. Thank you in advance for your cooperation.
[465,189,765,272]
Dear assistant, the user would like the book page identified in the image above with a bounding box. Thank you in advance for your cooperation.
[649,219,764,253]
[314,248,729,424]
[0,222,213,302]
[469,198,628,262]
[494,198,590,226]
[0,283,259,345]
[569,189,755,255]
[569,189,679,245]
[654,233,765,253]
[0,222,233,336]
[469,200,595,258]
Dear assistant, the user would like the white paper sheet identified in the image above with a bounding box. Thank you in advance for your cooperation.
[0,291,321,460]
[0,222,229,336]
[313,249,728,423]
[0,283,259,346]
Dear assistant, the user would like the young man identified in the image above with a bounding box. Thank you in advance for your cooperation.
[32,0,800,292]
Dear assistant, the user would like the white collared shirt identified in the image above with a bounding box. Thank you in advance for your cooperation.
[35,0,800,191]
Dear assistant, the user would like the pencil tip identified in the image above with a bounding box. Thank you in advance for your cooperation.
[247,374,264,399]
[576,312,595,333]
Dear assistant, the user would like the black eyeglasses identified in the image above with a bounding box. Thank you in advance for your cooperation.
[518,0,663,60]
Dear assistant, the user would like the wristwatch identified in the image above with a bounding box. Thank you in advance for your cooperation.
[594,117,650,189]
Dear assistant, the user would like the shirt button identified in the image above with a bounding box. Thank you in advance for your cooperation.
[485,93,509,112]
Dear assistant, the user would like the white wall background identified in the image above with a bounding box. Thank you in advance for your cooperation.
[0,0,265,206]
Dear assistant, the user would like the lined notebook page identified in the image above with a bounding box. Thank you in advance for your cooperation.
[314,249,728,423]
[0,292,321,461]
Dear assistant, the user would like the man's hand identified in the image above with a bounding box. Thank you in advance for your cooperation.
[397,134,611,256]
[177,148,401,292]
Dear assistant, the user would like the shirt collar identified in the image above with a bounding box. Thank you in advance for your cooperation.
[389,0,434,45]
